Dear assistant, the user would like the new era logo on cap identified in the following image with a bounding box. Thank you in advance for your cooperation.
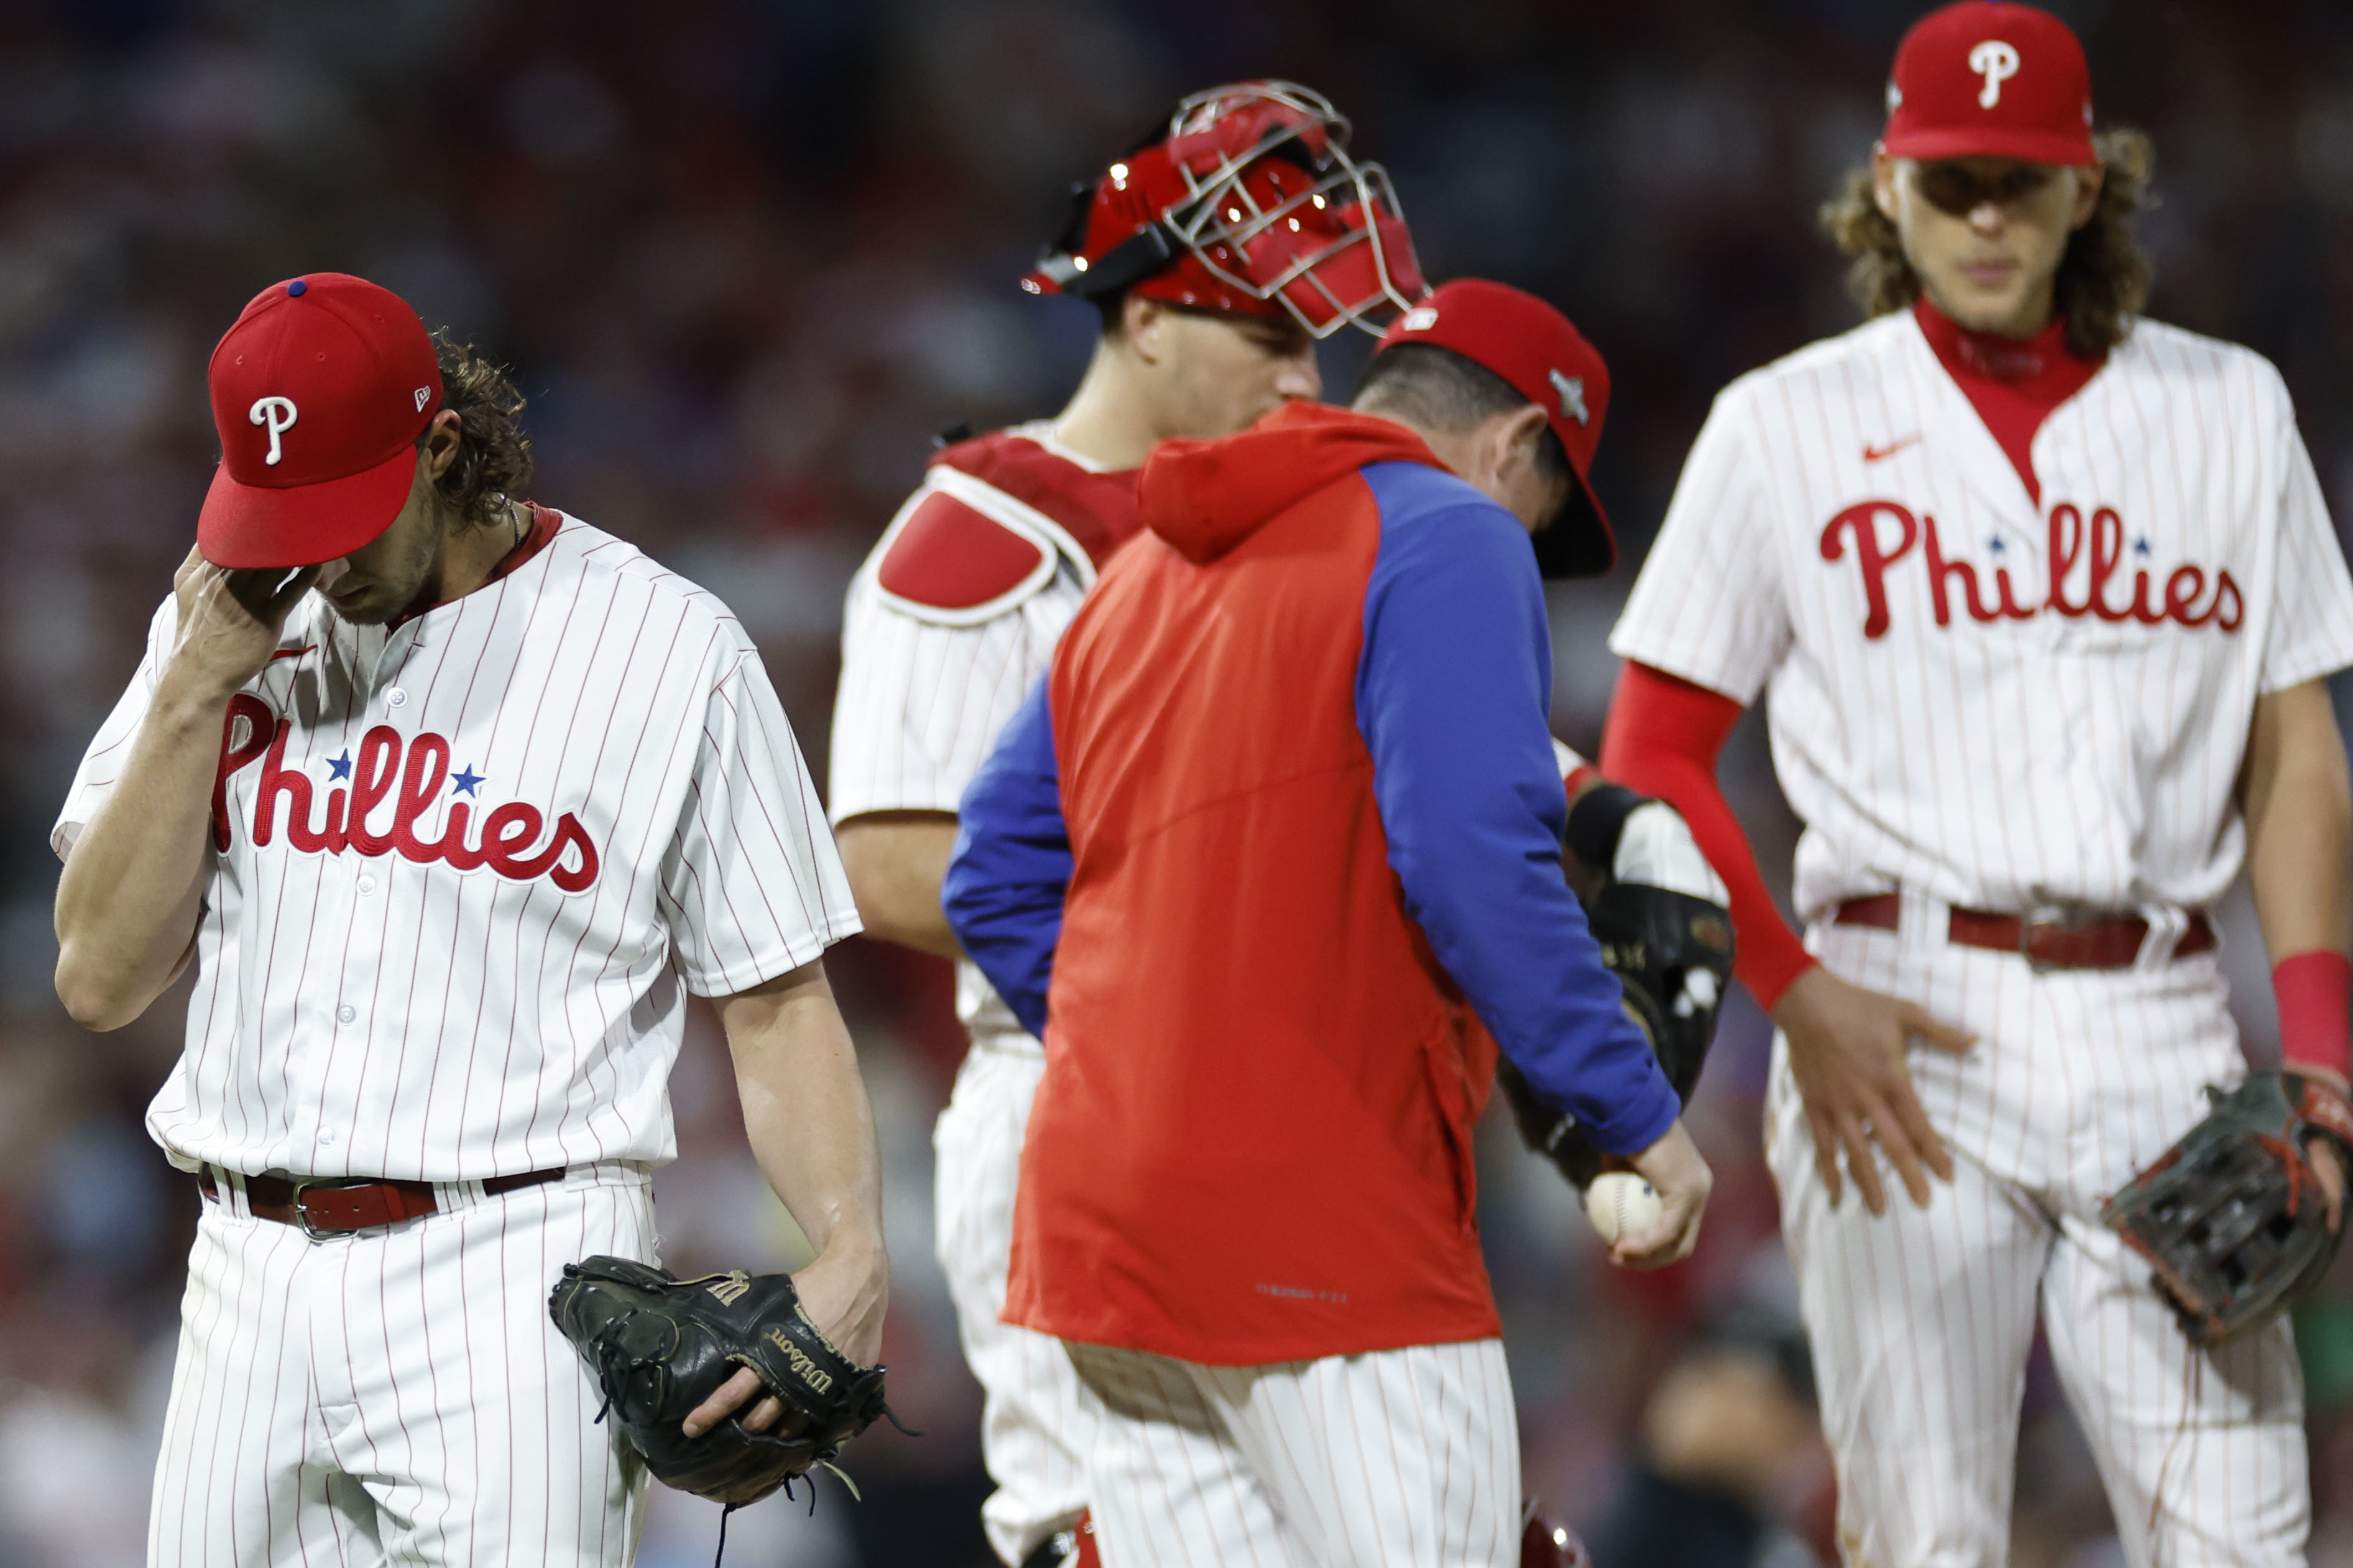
[198,273,446,569]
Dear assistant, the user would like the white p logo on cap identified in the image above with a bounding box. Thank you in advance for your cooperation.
[249,395,298,466]
[1970,40,2019,108]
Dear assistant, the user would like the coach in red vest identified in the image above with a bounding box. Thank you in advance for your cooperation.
[944,279,1713,1566]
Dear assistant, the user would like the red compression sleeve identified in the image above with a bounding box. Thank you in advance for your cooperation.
[2274,950,2353,1078]
[1601,662,1817,1011]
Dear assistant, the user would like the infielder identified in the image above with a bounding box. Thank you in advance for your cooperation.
[827,81,1420,1568]
[51,272,888,1566]
[1604,5,2353,1564]
[944,280,1715,1568]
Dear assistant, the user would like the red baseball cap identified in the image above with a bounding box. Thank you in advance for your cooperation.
[1882,1,2096,167]
[198,273,444,569]
[1372,278,1614,577]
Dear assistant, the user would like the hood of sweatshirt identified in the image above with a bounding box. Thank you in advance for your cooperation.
[1138,401,1451,565]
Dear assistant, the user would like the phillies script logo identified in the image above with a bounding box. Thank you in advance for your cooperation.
[1821,500,2244,640]
[210,695,599,892]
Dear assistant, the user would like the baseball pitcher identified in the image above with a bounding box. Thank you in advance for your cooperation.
[52,273,888,1566]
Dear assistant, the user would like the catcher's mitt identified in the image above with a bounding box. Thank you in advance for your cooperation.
[1503,786,1734,1188]
[549,1255,894,1508]
[2101,1070,2353,1347]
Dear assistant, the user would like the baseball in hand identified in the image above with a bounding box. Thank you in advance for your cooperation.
[1584,1172,1664,1244]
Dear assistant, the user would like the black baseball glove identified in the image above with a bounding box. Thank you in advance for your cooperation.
[549,1255,895,1507]
[2101,1070,2353,1347]
[1501,782,1734,1189]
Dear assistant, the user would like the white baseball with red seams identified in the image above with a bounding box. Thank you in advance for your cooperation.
[57,508,861,1563]
[1611,311,2353,1566]
[1581,1172,1662,1244]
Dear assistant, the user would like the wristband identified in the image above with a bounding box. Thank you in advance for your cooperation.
[2275,950,2352,1078]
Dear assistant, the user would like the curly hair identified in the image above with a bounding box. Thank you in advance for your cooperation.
[1820,129,2155,359]
[418,333,533,527]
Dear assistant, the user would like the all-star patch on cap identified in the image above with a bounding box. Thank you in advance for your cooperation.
[1373,277,1616,577]
[198,273,444,569]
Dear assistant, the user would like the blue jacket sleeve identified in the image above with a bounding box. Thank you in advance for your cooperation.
[941,675,1069,1040]
[1355,462,1681,1155]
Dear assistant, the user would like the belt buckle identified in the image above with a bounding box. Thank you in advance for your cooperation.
[2019,901,2101,974]
[290,1176,373,1239]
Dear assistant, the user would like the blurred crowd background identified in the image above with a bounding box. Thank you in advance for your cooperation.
[2,0,2352,1563]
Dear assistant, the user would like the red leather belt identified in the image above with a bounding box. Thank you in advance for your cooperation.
[1833,894,2216,971]
[198,1166,566,1237]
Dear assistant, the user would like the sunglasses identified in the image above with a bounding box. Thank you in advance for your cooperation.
[1912,162,2058,216]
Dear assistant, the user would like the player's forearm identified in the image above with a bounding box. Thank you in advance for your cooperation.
[834,813,962,959]
[2242,681,2353,959]
[2241,681,2353,1076]
[53,672,226,1030]
[720,960,888,1270]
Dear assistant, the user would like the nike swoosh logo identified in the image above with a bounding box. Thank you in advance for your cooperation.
[268,645,316,664]
[1863,434,1922,462]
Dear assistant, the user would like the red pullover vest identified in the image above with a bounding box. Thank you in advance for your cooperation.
[1003,404,1508,1365]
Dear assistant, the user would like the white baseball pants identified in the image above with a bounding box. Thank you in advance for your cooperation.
[1774,913,2308,1568]
[934,1037,1101,1564]
[147,1166,655,1567]
[1064,1337,1521,1568]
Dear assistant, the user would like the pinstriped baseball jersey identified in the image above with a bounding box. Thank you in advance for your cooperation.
[828,421,1136,1043]
[55,508,860,1183]
[1611,312,2353,924]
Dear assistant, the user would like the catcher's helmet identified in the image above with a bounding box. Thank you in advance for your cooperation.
[1023,80,1425,339]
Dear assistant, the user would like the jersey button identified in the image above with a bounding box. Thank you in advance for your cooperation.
[317,1129,338,1147]
[336,1004,357,1025]
[386,688,408,708]
[357,875,377,896]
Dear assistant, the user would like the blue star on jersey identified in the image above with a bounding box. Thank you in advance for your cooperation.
[451,766,485,797]
[327,751,352,781]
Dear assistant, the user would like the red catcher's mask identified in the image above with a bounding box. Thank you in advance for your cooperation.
[1024,80,1426,339]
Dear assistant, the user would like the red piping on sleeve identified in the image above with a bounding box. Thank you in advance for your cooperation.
[1601,661,1817,1012]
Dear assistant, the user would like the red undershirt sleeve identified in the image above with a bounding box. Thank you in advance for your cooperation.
[1600,660,1817,1012]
